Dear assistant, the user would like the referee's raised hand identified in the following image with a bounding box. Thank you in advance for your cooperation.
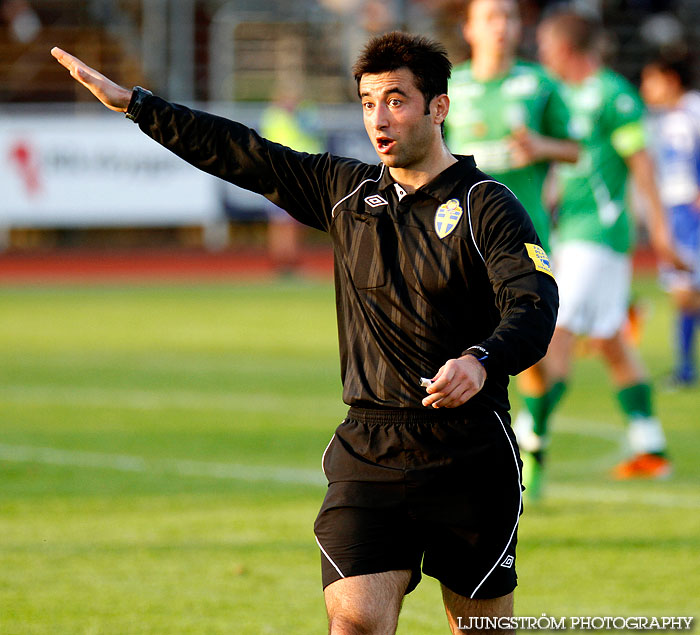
[51,47,133,113]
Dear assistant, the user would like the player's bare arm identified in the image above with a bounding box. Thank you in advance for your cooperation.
[50,47,132,112]
[421,355,487,409]
[627,149,690,271]
[508,126,579,168]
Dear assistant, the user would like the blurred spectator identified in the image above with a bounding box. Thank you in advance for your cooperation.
[259,83,324,273]
[639,11,685,56]
[332,0,398,97]
[1,0,40,43]
[641,53,700,385]
[518,0,548,60]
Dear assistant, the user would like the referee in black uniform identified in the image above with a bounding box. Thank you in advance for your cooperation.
[53,31,558,635]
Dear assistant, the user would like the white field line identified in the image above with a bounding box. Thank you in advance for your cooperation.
[1,386,697,506]
[0,443,325,487]
[0,384,339,415]
[547,415,623,469]
[0,384,630,435]
[1,442,697,507]
[544,483,700,508]
[0,385,629,438]
[554,416,624,441]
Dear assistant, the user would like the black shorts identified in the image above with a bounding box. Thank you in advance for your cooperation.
[314,407,522,599]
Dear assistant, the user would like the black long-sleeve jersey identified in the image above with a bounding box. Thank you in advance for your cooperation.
[128,93,558,416]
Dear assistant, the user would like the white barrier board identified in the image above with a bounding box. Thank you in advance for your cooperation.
[0,114,222,226]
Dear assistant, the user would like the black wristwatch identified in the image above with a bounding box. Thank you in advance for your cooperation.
[125,86,153,122]
[464,345,490,372]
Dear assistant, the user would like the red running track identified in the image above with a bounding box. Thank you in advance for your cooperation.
[0,246,656,285]
[0,247,335,284]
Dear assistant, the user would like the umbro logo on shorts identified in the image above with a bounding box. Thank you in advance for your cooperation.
[500,555,514,568]
[365,195,388,208]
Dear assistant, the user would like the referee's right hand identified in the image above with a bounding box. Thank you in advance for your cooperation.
[51,47,133,113]
[421,355,487,409]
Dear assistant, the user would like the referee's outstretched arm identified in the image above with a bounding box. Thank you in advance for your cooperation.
[51,47,132,113]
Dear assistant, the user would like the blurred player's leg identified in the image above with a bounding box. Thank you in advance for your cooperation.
[623,295,646,347]
[544,241,673,481]
[514,365,547,502]
[676,312,698,383]
[670,286,700,385]
[594,332,671,480]
[514,328,574,501]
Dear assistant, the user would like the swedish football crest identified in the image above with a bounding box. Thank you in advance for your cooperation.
[434,199,463,239]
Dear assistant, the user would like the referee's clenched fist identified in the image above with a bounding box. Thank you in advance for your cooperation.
[422,355,487,409]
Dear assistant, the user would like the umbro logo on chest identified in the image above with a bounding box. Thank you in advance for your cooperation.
[364,195,388,208]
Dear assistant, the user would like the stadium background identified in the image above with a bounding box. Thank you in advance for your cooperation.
[3,0,700,254]
[0,1,698,633]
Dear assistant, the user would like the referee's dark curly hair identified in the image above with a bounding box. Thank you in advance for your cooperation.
[352,31,452,116]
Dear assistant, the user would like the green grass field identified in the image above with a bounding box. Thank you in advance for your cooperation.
[0,276,698,634]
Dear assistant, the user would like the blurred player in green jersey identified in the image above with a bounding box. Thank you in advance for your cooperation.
[525,10,688,490]
[446,0,579,500]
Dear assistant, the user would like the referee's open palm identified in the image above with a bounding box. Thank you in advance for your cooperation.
[51,47,132,113]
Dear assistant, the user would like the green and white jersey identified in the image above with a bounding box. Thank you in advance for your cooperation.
[555,68,647,254]
[447,60,571,251]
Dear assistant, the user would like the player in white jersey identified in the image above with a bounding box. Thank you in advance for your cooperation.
[641,54,700,386]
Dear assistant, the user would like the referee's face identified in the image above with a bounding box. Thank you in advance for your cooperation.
[359,67,444,172]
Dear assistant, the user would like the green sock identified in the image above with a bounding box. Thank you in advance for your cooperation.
[522,380,567,438]
[616,383,653,419]
[544,381,566,422]
[616,383,666,457]
[522,394,548,435]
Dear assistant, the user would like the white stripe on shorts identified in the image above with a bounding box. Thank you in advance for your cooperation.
[315,535,345,579]
[469,411,522,598]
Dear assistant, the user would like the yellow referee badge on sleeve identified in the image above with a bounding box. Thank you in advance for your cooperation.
[525,243,554,278]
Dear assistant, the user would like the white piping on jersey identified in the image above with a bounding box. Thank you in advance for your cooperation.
[466,180,517,264]
[331,164,386,217]
[315,535,346,579]
[469,410,522,599]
